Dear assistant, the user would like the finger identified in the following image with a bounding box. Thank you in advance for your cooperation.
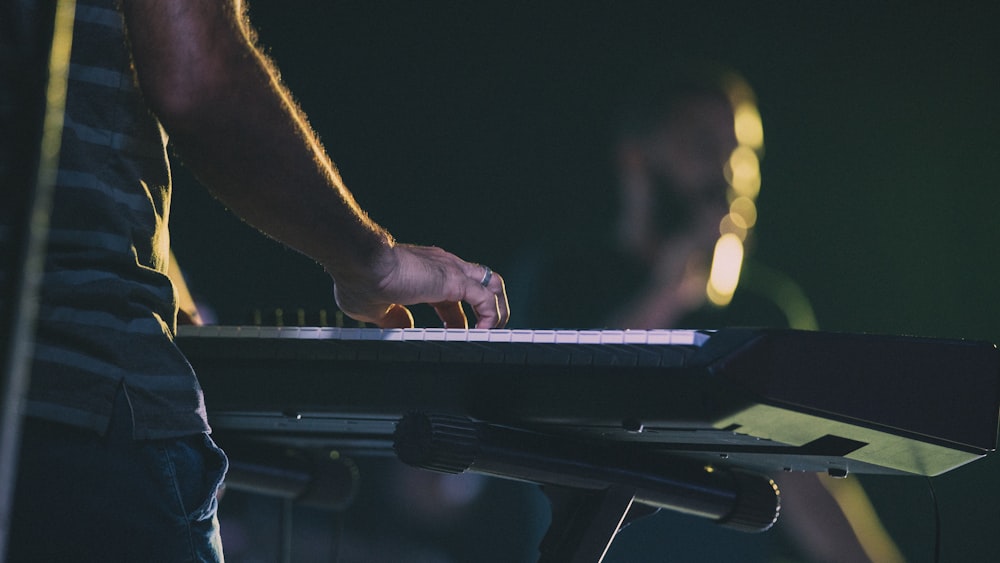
[492,272,510,327]
[464,265,508,329]
[476,272,510,328]
[432,301,468,329]
[373,303,415,329]
[466,286,501,329]
[471,300,499,329]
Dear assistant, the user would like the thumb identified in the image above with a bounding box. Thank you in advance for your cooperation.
[373,303,415,329]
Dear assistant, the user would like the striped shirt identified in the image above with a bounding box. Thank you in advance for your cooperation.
[1,0,210,439]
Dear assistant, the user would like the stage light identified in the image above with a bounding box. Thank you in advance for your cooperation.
[707,83,763,308]
[729,196,758,229]
[734,101,764,150]
[707,233,745,306]
[719,214,748,241]
[725,146,761,200]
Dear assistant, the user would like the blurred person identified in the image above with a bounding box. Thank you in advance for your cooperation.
[1,1,508,561]
[507,60,902,562]
[511,61,789,332]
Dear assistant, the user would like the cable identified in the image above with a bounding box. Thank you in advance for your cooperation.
[330,510,345,563]
[925,477,942,563]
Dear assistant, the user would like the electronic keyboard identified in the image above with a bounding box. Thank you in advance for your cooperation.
[176,326,1000,478]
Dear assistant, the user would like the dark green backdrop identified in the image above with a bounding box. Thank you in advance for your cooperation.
[170,3,1000,561]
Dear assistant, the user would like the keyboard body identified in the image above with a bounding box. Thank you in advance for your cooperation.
[176,326,1000,477]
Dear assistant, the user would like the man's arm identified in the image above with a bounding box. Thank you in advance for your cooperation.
[121,0,507,328]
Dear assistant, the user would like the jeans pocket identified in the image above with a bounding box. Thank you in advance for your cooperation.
[192,433,229,521]
[162,433,229,562]
[165,432,230,522]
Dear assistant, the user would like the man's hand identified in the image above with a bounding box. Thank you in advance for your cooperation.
[331,244,509,329]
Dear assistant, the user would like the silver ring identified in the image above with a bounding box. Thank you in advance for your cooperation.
[479,265,493,288]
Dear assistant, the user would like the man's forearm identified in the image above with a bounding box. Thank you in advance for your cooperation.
[122,0,394,281]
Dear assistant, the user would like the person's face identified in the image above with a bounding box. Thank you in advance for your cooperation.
[641,96,737,206]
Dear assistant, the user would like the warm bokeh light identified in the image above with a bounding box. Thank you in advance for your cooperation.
[729,196,758,229]
[725,146,761,199]
[719,214,748,240]
[734,101,764,150]
[707,84,762,307]
[707,233,745,306]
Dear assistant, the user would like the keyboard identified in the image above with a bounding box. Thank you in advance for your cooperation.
[176,325,1000,477]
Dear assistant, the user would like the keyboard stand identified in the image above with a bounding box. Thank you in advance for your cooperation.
[539,484,660,563]
[393,412,780,563]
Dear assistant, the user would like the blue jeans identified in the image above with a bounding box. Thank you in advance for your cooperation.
[8,387,228,562]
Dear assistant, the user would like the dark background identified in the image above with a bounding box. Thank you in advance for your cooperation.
[170,2,1000,561]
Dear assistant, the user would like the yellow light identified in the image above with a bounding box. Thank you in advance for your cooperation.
[729,196,758,229]
[707,233,745,306]
[719,214,748,240]
[725,146,761,199]
[734,102,764,150]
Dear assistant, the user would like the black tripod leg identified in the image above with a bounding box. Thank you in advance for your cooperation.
[538,485,638,563]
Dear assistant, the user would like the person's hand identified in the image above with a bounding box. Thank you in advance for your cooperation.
[331,243,509,329]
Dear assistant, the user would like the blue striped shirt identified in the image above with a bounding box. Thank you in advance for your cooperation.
[1,0,210,439]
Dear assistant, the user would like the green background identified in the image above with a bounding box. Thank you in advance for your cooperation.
[170,3,1000,561]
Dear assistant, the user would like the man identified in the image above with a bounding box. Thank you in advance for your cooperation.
[604,61,743,329]
[2,1,508,560]
[509,62,768,331]
[508,61,901,562]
